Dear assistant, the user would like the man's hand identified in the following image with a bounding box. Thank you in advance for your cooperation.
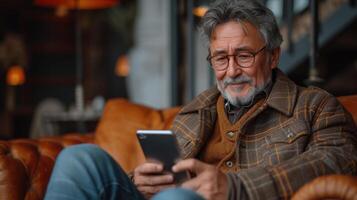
[172,159,228,200]
[133,161,175,199]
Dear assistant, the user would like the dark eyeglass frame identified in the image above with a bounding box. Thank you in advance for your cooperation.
[207,45,266,70]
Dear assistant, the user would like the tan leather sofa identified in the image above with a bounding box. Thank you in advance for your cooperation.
[0,96,356,200]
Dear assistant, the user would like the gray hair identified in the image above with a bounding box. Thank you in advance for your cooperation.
[200,0,283,51]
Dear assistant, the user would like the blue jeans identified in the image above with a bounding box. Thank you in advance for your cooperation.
[44,144,204,200]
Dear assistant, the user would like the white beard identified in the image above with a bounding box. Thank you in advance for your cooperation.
[217,74,271,107]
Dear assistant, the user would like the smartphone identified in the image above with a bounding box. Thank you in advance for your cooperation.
[136,130,188,184]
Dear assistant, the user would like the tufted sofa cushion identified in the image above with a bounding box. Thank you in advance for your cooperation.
[0,134,94,200]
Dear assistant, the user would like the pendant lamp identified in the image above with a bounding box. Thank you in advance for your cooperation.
[35,0,118,10]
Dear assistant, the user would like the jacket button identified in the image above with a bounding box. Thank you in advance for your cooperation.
[226,161,234,168]
[226,131,235,138]
[287,130,294,138]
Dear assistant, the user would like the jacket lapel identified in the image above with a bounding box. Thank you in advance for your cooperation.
[266,69,298,117]
[174,87,220,158]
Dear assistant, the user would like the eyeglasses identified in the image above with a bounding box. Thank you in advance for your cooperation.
[207,46,266,71]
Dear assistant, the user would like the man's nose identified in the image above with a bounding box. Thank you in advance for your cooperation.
[226,56,242,77]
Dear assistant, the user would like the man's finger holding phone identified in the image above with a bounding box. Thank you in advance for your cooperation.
[172,158,207,174]
[134,162,163,174]
[133,161,174,185]
[133,161,175,199]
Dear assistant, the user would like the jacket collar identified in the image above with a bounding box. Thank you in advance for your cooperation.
[179,69,298,116]
[266,69,298,116]
[179,87,220,114]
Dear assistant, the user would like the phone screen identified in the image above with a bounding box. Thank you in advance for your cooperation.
[136,130,188,184]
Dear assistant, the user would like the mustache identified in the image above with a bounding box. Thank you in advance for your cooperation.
[223,75,253,87]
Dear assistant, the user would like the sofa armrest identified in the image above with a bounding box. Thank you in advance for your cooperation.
[338,95,357,125]
[291,175,357,200]
[0,133,94,200]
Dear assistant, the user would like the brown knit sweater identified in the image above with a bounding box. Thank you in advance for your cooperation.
[200,95,265,173]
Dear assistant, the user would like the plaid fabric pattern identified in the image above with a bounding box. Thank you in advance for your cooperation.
[171,69,357,199]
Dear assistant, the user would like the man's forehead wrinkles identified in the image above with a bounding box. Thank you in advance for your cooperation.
[211,32,247,40]
[220,34,243,39]
[211,45,252,55]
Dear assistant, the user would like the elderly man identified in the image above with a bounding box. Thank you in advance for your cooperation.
[45,0,357,199]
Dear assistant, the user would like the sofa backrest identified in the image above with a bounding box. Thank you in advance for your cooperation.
[94,98,181,173]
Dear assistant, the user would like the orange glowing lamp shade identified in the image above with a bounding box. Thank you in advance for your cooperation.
[35,0,119,10]
[115,55,130,77]
[6,65,26,86]
[193,6,208,17]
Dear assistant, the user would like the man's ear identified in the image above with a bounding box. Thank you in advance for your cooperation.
[270,47,281,69]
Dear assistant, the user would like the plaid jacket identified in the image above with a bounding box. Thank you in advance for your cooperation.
[171,69,357,199]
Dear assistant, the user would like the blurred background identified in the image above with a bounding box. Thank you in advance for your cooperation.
[0,0,356,139]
